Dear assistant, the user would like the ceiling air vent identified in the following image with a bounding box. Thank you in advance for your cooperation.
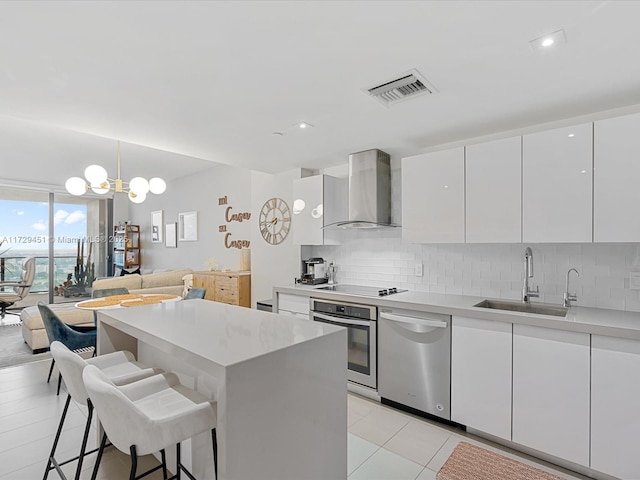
[365,70,436,107]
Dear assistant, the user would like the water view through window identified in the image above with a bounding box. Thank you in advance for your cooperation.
[1,199,88,293]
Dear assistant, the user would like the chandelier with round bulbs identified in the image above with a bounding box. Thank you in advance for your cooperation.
[65,141,166,203]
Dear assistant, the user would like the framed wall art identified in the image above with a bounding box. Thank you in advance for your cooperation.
[165,222,177,248]
[179,211,198,241]
[151,210,164,243]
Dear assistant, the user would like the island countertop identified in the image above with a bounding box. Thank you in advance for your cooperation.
[97,298,348,480]
[97,297,343,367]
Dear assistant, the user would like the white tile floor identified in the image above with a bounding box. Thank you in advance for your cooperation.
[0,359,591,480]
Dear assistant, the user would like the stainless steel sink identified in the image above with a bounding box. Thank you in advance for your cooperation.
[474,299,568,317]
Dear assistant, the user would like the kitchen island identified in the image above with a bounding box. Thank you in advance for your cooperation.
[97,298,347,480]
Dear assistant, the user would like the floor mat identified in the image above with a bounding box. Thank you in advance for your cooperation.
[437,442,564,480]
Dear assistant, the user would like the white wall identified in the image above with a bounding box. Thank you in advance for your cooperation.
[126,164,303,308]
[250,169,305,306]
[128,164,252,272]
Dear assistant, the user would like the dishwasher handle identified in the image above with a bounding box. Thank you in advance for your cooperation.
[380,312,448,329]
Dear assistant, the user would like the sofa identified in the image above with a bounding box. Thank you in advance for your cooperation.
[21,269,193,352]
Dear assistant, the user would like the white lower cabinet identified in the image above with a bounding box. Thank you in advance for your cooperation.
[591,335,640,479]
[275,293,310,320]
[512,325,590,466]
[451,316,512,440]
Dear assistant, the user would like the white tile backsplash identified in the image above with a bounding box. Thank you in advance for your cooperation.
[311,230,640,312]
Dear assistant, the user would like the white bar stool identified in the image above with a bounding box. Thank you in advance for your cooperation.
[83,365,218,480]
[44,341,162,480]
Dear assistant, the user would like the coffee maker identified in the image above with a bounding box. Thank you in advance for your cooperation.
[300,258,328,285]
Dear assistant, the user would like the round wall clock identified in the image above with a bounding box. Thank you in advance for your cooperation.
[259,197,291,245]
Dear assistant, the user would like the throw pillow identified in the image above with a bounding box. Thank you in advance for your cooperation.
[120,267,141,276]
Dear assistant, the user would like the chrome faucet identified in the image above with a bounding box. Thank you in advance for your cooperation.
[564,268,579,307]
[522,247,539,303]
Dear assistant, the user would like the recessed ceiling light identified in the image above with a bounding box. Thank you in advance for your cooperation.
[299,122,313,129]
[580,170,587,174]
[529,29,566,51]
[568,133,575,138]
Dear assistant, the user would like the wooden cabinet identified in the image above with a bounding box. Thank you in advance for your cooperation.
[594,112,640,242]
[591,335,640,478]
[451,316,512,440]
[292,175,346,245]
[465,138,522,243]
[113,224,140,272]
[402,148,465,243]
[193,271,251,307]
[522,123,592,243]
[512,325,590,466]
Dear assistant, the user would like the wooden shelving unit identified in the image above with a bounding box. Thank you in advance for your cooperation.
[113,224,141,272]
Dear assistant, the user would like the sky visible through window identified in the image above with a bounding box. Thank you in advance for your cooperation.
[1,199,87,253]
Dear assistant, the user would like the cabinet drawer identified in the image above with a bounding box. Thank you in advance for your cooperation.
[216,275,238,289]
[277,293,309,315]
[216,288,239,305]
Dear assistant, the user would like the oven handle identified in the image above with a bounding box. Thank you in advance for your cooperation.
[380,312,447,329]
[312,312,371,327]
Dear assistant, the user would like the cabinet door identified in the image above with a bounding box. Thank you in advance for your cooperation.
[277,293,310,316]
[293,175,324,245]
[402,149,464,243]
[513,325,590,466]
[592,335,640,478]
[523,124,592,242]
[594,112,640,241]
[193,274,216,301]
[466,138,522,243]
[451,316,512,440]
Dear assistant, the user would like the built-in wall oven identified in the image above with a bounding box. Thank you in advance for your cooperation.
[310,298,377,390]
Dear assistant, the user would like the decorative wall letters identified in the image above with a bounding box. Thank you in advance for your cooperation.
[218,195,251,249]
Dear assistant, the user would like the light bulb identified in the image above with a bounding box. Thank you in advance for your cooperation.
[128,191,146,203]
[541,38,554,47]
[129,177,150,195]
[311,203,324,219]
[84,165,108,184]
[90,182,110,194]
[292,199,306,215]
[149,177,166,194]
[65,177,87,196]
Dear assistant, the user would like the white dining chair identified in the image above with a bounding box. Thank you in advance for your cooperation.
[83,365,218,480]
[44,341,162,480]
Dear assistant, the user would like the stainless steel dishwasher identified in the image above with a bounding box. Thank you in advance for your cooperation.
[378,308,451,420]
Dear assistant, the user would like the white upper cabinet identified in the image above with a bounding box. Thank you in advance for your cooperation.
[522,123,593,243]
[594,112,640,242]
[293,175,346,245]
[402,148,465,243]
[466,137,522,243]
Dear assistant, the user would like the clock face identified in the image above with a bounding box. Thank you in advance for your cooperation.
[259,197,291,245]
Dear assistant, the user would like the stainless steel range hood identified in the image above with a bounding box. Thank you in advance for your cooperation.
[325,149,399,229]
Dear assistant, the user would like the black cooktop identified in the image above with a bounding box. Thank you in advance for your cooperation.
[316,284,408,297]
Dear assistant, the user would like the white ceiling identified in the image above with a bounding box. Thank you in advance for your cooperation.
[1,0,640,188]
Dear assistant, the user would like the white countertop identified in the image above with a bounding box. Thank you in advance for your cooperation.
[274,284,640,340]
[99,298,343,367]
